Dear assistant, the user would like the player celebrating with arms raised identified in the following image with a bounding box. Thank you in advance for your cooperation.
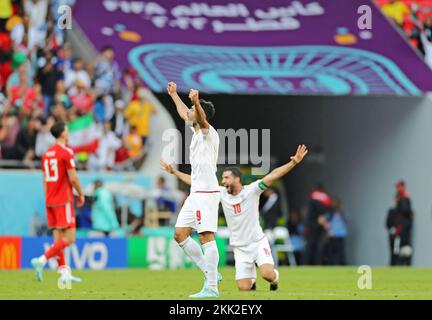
[31,122,85,284]
[166,82,221,298]
[162,145,308,291]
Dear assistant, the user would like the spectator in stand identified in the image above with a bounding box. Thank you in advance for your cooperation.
[124,87,156,146]
[124,125,142,159]
[69,80,94,115]
[94,46,121,95]
[91,179,120,237]
[53,79,71,109]
[30,83,44,117]
[0,109,20,155]
[122,66,142,102]
[6,51,33,90]
[64,58,91,90]
[88,121,121,172]
[56,43,73,74]
[94,94,114,123]
[381,0,411,26]
[36,49,63,115]
[35,116,55,157]
[111,99,128,138]
[114,140,129,167]
[51,102,68,122]
[6,116,40,163]
[304,184,332,265]
[23,0,49,50]
[8,73,44,117]
[6,10,25,48]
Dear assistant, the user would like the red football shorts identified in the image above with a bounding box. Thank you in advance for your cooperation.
[46,202,76,229]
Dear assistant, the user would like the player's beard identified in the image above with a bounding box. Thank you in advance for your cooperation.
[225,184,233,194]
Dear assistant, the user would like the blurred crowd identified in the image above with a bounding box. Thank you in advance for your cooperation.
[0,0,156,171]
[376,0,432,68]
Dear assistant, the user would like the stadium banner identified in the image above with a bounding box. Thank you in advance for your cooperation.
[128,236,227,269]
[0,237,22,270]
[21,237,128,270]
[17,236,226,270]
[74,0,432,95]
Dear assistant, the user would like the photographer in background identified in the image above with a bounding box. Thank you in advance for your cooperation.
[386,181,414,266]
[91,180,120,237]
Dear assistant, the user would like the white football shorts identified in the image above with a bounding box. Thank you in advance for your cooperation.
[233,236,274,280]
[175,192,220,233]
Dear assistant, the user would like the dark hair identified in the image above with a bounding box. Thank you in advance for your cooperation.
[223,167,242,181]
[94,179,103,187]
[200,99,215,121]
[50,121,66,138]
[102,45,114,53]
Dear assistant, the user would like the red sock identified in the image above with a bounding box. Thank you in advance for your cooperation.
[56,250,66,268]
[44,239,68,260]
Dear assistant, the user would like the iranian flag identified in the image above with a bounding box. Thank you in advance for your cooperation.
[67,113,99,154]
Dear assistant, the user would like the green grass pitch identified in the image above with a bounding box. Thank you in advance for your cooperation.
[1,267,432,300]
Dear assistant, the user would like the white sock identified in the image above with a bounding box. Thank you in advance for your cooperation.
[272,269,279,284]
[59,265,70,275]
[202,240,219,290]
[38,255,47,267]
[178,237,206,273]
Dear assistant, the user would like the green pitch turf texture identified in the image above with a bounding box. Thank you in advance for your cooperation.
[1,267,432,300]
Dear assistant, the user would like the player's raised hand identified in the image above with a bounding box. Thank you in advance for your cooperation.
[77,194,85,207]
[160,159,174,174]
[167,82,177,96]
[189,89,199,104]
[291,144,308,164]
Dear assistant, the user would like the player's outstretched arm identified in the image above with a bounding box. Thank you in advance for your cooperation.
[262,144,308,186]
[67,169,85,207]
[160,160,192,185]
[167,82,189,121]
[189,89,209,130]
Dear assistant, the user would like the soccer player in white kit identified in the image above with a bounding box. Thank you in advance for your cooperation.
[161,145,308,291]
[166,82,221,298]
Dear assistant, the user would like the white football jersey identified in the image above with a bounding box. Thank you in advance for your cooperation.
[189,125,219,192]
[219,180,267,246]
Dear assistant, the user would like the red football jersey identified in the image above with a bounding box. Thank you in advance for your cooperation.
[42,144,76,206]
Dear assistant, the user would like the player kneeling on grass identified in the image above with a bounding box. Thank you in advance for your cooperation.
[161,144,308,291]
[31,122,85,284]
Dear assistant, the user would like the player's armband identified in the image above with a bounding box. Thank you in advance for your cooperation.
[258,180,269,191]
